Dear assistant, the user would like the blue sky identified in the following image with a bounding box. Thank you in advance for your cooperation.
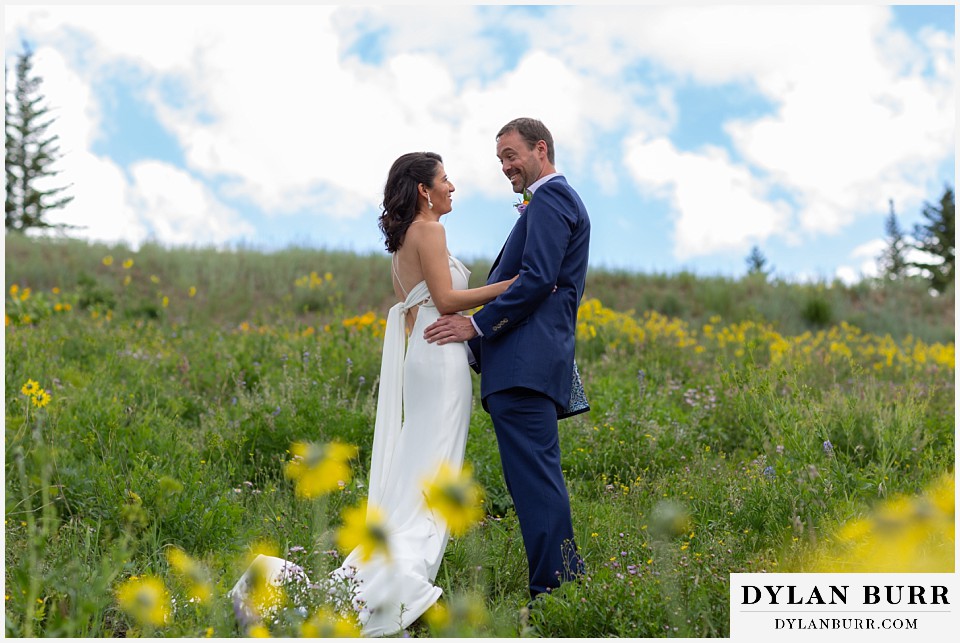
[4,4,954,283]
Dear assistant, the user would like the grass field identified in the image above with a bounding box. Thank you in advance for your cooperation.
[5,235,955,637]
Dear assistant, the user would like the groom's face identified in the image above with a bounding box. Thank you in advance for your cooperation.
[497,130,542,194]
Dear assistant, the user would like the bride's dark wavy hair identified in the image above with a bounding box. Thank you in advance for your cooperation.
[378,152,443,253]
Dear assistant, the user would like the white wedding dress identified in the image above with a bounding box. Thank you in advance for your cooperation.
[230,255,473,637]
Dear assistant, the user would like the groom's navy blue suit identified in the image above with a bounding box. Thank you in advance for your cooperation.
[468,175,590,596]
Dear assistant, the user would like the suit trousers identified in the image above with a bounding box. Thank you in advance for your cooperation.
[485,387,584,597]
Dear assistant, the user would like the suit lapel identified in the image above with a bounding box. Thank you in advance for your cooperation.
[488,212,526,282]
[488,247,505,281]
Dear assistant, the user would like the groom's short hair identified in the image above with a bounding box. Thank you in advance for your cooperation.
[498,118,555,165]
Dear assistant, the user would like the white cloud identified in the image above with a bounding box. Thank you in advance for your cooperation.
[717,7,953,234]
[623,135,791,259]
[592,159,618,196]
[5,38,253,248]
[130,161,254,246]
[5,4,952,268]
[836,238,887,284]
[570,4,952,255]
[8,6,666,219]
[835,234,942,285]
[41,154,149,248]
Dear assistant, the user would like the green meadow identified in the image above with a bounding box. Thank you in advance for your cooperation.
[5,235,954,637]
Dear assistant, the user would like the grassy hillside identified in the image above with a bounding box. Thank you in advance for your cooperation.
[4,234,955,637]
[5,234,954,342]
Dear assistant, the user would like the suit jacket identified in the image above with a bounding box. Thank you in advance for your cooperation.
[469,175,590,408]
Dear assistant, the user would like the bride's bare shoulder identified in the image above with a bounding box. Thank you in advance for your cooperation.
[404,220,446,247]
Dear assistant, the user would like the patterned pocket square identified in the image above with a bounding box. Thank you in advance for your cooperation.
[558,361,589,420]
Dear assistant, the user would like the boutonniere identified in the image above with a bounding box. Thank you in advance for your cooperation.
[514,189,532,215]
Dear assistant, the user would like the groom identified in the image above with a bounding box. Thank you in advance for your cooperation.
[424,117,590,599]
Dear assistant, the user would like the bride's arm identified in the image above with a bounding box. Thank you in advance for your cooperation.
[416,221,516,315]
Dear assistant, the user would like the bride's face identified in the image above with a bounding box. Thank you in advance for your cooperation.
[426,163,455,214]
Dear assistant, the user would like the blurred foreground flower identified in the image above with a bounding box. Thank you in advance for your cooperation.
[166,547,213,603]
[650,500,692,540]
[248,623,271,637]
[423,463,485,536]
[284,441,358,498]
[300,605,361,637]
[424,593,489,636]
[115,576,172,628]
[804,473,954,572]
[336,501,390,562]
[228,554,309,628]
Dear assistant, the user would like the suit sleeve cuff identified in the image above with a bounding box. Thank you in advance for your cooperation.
[470,316,484,337]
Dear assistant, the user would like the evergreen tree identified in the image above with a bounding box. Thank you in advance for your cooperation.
[5,43,74,233]
[908,186,954,293]
[878,199,909,280]
[745,245,771,278]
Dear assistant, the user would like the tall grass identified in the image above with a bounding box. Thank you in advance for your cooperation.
[5,236,954,637]
[6,234,954,342]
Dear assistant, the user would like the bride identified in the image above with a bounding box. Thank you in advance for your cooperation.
[231,152,515,636]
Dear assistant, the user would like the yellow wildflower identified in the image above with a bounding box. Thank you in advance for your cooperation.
[102,255,114,266]
[284,441,358,499]
[188,286,197,298]
[123,258,134,269]
[424,594,488,634]
[115,576,171,627]
[150,275,160,284]
[165,547,212,603]
[21,380,40,397]
[249,540,280,560]
[9,284,18,296]
[31,389,51,408]
[248,623,271,638]
[300,606,361,637]
[804,473,954,573]
[422,463,485,536]
[424,602,450,629]
[161,296,169,308]
[336,501,390,562]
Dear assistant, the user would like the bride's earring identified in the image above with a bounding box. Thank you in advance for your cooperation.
[427,195,433,209]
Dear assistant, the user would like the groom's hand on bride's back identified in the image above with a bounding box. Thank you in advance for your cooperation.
[423,314,478,345]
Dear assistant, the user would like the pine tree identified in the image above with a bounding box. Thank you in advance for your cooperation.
[745,245,771,279]
[5,43,74,233]
[908,186,955,293]
[878,199,909,280]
